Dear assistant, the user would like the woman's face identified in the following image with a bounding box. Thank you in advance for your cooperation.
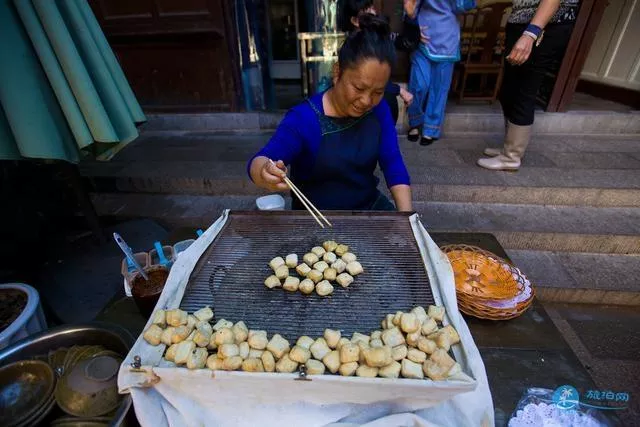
[332,58,390,117]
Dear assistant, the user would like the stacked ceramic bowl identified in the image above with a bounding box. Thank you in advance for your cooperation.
[440,245,534,320]
[0,360,56,427]
[50,345,123,421]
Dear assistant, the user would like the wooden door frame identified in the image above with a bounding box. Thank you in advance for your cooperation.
[545,0,609,112]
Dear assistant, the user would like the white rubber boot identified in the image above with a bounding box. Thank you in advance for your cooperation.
[477,122,531,171]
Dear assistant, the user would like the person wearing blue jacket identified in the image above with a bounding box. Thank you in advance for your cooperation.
[248,15,412,211]
[407,0,460,145]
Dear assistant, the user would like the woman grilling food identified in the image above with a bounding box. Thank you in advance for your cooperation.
[248,15,412,212]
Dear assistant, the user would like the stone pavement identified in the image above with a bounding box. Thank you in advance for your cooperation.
[82,130,640,306]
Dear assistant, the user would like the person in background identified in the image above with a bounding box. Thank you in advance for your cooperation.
[248,15,412,211]
[477,0,579,171]
[338,0,421,124]
[406,0,460,146]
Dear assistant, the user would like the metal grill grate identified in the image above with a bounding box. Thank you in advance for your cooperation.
[180,212,435,342]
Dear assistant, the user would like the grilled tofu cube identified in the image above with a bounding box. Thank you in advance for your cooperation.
[206,354,224,370]
[161,327,175,346]
[335,244,349,256]
[311,246,326,257]
[151,310,166,327]
[400,313,420,333]
[356,365,378,378]
[323,240,338,252]
[378,361,401,378]
[269,256,285,270]
[264,275,281,289]
[267,334,290,359]
[238,342,250,359]
[339,362,358,376]
[164,343,178,362]
[232,321,249,343]
[408,348,427,364]
[303,253,319,266]
[306,359,326,375]
[323,252,337,264]
[322,350,341,374]
[336,273,354,288]
[401,359,424,379]
[174,341,196,365]
[214,328,235,346]
[296,263,312,277]
[283,276,300,292]
[331,259,347,274]
[381,327,405,347]
[323,268,337,282]
[222,356,243,371]
[166,309,188,327]
[218,343,240,359]
[242,358,264,372]
[296,336,315,350]
[324,329,341,349]
[427,305,445,322]
[363,346,392,368]
[341,252,357,263]
[392,345,408,361]
[193,306,214,322]
[187,348,208,369]
[212,319,234,331]
[285,254,298,268]
[248,330,268,350]
[315,280,334,296]
[346,261,363,276]
[276,354,299,373]
[289,345,311,364]
[339,343,360,363]
[261,351,276,372]
[299,279,315,294]
[310,338,331,360]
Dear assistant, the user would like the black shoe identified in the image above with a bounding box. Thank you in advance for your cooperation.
[408,127,420,142]
[420,136,437,146]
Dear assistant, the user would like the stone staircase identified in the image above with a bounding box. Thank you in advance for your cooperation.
[82,111,640,306]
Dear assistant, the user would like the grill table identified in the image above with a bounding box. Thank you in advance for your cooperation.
[118,211,488,426]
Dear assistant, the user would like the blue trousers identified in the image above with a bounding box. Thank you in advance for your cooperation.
[408,50,455,139]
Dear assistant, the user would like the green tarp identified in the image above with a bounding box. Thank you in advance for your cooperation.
[0,0,145,162]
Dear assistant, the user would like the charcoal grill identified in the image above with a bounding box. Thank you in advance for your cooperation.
[180,211,436,341]
[120,211,479,413]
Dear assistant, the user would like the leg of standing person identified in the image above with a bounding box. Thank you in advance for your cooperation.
[484,28,522,157]
[422,60,454,142]
[407,49,430,141]
[478,24,573,170]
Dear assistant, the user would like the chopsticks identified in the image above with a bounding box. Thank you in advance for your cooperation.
[270,160,331,228]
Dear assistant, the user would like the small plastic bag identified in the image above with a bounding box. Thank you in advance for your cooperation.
[508,388,613,427]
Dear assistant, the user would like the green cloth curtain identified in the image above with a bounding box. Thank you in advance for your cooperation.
[0,0,145,162]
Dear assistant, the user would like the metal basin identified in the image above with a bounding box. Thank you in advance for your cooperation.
[0,322,134,427]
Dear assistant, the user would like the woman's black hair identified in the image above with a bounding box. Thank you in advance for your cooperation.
[337,14,396,72]
[338,0,374,32]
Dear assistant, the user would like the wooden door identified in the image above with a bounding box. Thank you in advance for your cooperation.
[90,0,241,111]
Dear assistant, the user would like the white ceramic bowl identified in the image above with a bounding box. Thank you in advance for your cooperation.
[0,284,47,350]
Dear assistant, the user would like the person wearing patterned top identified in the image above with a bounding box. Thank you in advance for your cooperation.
[477,0,580,171]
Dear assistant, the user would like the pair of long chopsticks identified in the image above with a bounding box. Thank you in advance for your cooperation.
[270,160,332,228]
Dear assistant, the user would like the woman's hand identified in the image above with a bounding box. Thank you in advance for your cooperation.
[400,87,414,106]
[507,35,535,66]
[250,156,289,192]
[420,26,430,44]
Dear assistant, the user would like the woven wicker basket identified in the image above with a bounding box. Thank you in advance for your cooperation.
[441,245,534,320]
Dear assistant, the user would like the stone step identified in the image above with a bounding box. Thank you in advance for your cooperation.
[507,250,640,306]
[141,110,640,135]
[91,193,640,255]
[83,160,640,207]
[81,132,640,207]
